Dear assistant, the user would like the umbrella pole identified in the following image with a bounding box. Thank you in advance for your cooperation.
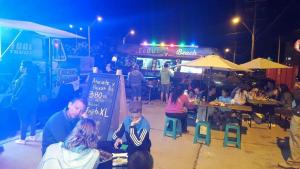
[205,67,213,121]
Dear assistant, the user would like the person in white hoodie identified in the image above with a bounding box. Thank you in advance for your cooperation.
[38,118,100,169]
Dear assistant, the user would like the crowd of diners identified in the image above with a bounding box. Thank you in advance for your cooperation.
[164,78,296,131]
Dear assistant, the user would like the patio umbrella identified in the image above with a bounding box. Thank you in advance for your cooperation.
[179,54,251,72]
[240,58,290,69]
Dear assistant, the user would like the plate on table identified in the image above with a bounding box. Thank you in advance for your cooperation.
[99,150,113,163]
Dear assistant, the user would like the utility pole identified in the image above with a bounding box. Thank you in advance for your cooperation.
[251,0,256,60]
[277,36,281,63]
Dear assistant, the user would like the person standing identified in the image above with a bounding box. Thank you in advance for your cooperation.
[160,63,174,103]
[41,98,86,155]
[278,88,300,169]
[128,64,144,101]
[11,61,39,144]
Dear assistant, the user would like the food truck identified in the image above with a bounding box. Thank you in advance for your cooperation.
[0,18,93,98]
[117,43,219,100]
[117,43,219,77]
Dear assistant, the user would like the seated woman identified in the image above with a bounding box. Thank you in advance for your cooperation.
[165,86,189,133]
[38,118,100,169]
[232,86,248,105]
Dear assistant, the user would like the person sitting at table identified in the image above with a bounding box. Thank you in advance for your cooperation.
[128,151,154,169]
[207,85,217,102]
[113,101,151,156]
[165,85,189,133]
[195,85,217,122]
[218,88,232,104]
[278,84,294,108]
[275,84,294,118]
[232,86,248,105]
[41,98,87,155]
[214,88,232,130]
[38,118,100,169]
[264,79,279,99]
[186,90,197,112]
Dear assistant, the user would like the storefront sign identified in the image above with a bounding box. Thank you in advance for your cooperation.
[118,44,219,59]
[176,49,197,56]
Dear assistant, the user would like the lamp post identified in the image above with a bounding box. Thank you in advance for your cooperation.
[88,16,103,57]
[224,47,237,63]
[122,29,135,45]
[231,15,256,60]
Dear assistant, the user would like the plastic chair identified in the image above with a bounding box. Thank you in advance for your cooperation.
[193,121,211,145]
[223,123,241,149]
[163,116,182,139]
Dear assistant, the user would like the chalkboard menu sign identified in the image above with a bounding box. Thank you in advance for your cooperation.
[85,73,120,140]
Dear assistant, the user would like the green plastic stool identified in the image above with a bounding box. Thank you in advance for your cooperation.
[193,121,211,145]
[163,116,182,139]
[223,123,241,149]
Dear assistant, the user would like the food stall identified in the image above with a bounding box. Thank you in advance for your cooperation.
[117,43,220,100]
[117,43,219,77]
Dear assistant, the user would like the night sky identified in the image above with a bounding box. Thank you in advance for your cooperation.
[1,0,300,63]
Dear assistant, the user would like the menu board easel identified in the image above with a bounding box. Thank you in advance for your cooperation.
[85,73,120,140]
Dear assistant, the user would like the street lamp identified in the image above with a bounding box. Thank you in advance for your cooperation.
[224,47,237,63]
[122,29,135,45]
[231,16,255,60]
[88,15,103,57]
[68,24,82,50]
[225,48,230,53]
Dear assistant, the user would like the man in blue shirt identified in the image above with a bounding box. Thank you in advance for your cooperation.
[112,101,151,156]
[41,98,86,155]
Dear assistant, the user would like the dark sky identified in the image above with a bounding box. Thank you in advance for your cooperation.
[1,0,300,62]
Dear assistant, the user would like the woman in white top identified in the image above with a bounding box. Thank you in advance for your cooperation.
[38,118,100,169]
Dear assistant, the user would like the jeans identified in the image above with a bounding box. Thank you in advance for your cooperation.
[17,108,36,140]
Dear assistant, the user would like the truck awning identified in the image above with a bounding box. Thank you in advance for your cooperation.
[0,18,85,39]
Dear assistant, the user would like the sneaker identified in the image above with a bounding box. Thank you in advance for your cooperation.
[27,136,36,142]
[15,139,26,145]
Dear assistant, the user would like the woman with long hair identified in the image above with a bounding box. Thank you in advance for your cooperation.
[38,118,100,169]
[12,61,39,144]
[165,85,189,133]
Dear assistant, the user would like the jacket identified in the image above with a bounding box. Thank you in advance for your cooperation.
[128,70,144,87]
[112,116,151,155]
[42,110,79,155]
[38,142,100,169]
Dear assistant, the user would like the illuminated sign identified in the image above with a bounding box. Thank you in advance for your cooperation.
[118,44,219,59]
[176,49,197,56]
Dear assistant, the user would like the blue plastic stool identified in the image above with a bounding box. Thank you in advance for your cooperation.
[223,123,241,148]
[193,121,211,145]
[163,116,182,139]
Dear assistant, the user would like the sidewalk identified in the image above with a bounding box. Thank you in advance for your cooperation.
[0,101,289,169]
